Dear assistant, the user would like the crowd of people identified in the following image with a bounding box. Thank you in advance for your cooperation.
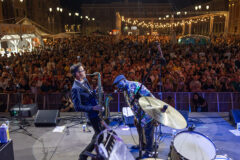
[0,35,240,95]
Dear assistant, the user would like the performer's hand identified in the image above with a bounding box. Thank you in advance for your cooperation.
[153,120,159,126]
[93,105,104,111]
[95,86,104,93]
[69,104,74,108]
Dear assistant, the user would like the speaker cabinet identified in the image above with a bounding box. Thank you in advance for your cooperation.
[229,109,240,126]
[0,140,14,160]
[10,103,38,117]
[34,110,59,127]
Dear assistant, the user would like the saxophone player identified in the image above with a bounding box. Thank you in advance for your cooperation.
[70,63,103,160]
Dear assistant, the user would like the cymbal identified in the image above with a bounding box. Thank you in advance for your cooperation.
[138,97,187,129]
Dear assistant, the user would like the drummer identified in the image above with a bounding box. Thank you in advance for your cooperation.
[113,74,155,158]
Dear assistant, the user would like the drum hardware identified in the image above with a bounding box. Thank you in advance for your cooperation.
[137,96,218,160]
[188,124,195,131]
[215,154,232,160]
[169,131,216,160]
[138,96,188,159]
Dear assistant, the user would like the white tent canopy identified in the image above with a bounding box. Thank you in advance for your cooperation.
[0,34,37,54]
[0,22,42,54]
[0,17,51,54]
[1,34,36,41]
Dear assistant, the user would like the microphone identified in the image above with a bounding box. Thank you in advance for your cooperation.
[156,42,166,66]
[188,124,195,131]
[86,72,99,76]
[148,48,151,55]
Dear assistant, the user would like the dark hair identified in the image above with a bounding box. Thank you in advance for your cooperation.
[193,93,199,98]
[167,96,173,101]
[70,63,83,77]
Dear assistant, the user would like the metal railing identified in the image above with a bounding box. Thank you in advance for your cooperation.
[0,92,239,112]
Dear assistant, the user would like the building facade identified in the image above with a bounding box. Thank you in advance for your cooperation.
[0,1,3,24]
[0,0,15,24]
[79,0,234,36]
[0,0,64,34]
[228,0,240,34]
[26,0,64,34]
[1,0,240,35]
[80,0,172,35]
[176,0,229,36]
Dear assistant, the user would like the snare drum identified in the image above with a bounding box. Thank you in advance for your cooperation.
[170,131,216,160]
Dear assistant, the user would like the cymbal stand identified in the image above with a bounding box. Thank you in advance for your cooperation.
[131,55,157,159]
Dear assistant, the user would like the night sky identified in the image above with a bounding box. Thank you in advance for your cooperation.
[60,0,211,11]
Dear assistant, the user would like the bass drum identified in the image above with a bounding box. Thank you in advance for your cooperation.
[170,131,216,160]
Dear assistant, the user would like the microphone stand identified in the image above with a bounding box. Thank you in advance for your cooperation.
[10,74,32,136]
[131,43,166,159]
[153,43,167,158]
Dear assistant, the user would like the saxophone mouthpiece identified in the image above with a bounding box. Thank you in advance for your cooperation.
[86,72,99,76]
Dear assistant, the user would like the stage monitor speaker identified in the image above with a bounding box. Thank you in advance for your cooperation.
[0,140,14,160]
[10,103,38,117]
[34,110,59,127]
[229,109,240,126]
[179,110,189,125]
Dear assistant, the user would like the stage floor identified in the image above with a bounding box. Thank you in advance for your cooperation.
[1,112,239,160]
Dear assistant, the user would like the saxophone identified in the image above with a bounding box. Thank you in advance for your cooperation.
[96,73,113,122]
[86,72,113,124]
[96,72,104,119]
[103,95,113,124]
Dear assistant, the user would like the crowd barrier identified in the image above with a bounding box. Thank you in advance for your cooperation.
[0,92,240,112]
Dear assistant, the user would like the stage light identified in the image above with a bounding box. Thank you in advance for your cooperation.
[69,13,71,16]
[57,7,60,12]
[49,8,52,12]
[206,5,209,10]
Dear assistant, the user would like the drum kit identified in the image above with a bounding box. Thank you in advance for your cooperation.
[138,96,218,160]
[95,96,230,160]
